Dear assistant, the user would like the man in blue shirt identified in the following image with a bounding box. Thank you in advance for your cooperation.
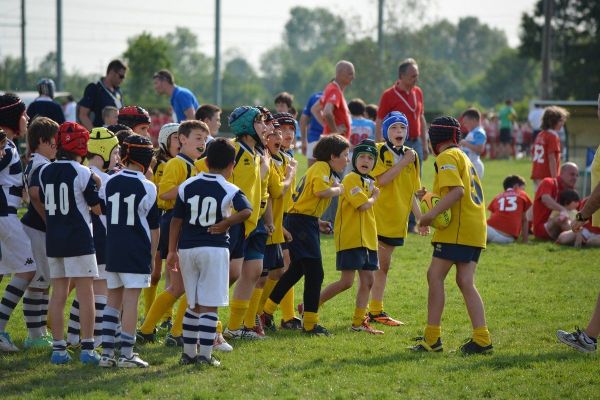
[153,70,199,123]
[299,91,323,166]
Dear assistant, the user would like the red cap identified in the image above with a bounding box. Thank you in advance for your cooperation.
[57,122,90,157]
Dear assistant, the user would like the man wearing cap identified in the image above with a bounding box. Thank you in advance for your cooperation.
[79,60,127,131]
[153,69,199,123]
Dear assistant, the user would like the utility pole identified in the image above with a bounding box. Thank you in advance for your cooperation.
[56,0,63,90]
[377,0,384,65]
[20,0,26,90]
[213,0,222,106]
[540,0,553,100]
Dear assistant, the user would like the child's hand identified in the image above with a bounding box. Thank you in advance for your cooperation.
[285,162,296,178]
[418,224,430,236]
[318,219,333,234]
[166,251,179,272]
[372,186,380,199]
[574,232,585,248]
[266,223,275,235]
[150,263,162,285]
[208,220,230,234]
[283,227,293,242]
[416,186,427,201]
[572,219,585,232]
[401,149,416,166]
[419,212,433,228]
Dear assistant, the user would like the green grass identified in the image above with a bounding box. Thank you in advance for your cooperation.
[2,157,600,399]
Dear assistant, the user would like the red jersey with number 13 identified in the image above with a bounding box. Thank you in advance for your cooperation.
[487,188,532,238]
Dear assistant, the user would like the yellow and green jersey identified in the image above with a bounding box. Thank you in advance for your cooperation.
[334,171,378,251]
[432,146,486,248]
[266,153,287,245]
[372,143,421,239]
[231,140,261,236]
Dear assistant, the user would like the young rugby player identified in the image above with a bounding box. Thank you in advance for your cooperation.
[39,122,103,364]
[319,139,384,335]
[168,138,252,366]
[412,116,492,355]
[99,134,159,368]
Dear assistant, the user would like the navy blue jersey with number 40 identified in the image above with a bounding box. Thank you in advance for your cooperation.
[173,172,251,249]
[39,160,100,257]
[101,169,160,274]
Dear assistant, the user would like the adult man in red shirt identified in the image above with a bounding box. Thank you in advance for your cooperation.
[311,60,354,138]
[376,58,428,162]
[533,162,579,240]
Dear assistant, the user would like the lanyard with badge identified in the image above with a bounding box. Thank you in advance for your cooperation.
[98,79,123,109]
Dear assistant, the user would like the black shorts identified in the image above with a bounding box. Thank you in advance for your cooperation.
[159,210,174,259]
[263,244,284,275]
[499,128,512,144]
[336,248,379,271]
[284,214,321,262]
[244,229,268,261]
[228,223,245,260]
[378,235,405,247]
[432,242,482,263]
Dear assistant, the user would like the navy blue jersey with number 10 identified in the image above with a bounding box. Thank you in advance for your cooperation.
[102,169,160,274]
[173,172,252,249]
[39,160,101,257]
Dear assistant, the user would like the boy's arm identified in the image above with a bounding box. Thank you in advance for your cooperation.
[159,162,183,201]
[419,186,464,227]
[280,159,297,195]
[166,217,183,271]
[521,212,529,243]
[160,186,179,201]
[548,152,558,178]
[208,191,253,234]
[376,150,416,187]
[315,184,344,199]
[357,186,379,211]
[263,199,274,235]
[28,186,46,223]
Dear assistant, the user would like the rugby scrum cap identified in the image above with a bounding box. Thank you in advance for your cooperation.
[0,93,26,134]
[352,138,378,174]
[158,122,180,153]
[88,127,119,171]
[120,134,154,173]
[273,112,296,127]
[228,106,262,141]
[382,111,409,142]
[428,116,461,155]
[37,78,56,98]
[118,106,151,129]
[57,122,90,157]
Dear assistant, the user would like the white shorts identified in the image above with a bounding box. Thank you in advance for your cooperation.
[48,254,98,279]
[179,247,229,308]
[0,215,37,275]
[486,225,515,244]
[22,225,50,289]
[106,271,151,289]
[306,139,319,160]
[95,264,108,281]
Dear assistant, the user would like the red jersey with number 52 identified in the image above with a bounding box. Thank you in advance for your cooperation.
[531,130,561,180]
[487,188,532,238]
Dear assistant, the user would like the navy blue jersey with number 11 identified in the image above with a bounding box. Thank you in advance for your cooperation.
[102,169,160,274]
[173,172,252,249]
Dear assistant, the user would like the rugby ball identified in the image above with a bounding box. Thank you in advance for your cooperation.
[420,192,451,229]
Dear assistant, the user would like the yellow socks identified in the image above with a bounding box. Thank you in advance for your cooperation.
[303,312,319,331]
[472,326,492,346]
[143,284,158,318]
[216,320,223,334]
[263,298,278,316]
[243,288,263,328]
[140,291,177,334]
[424,324,441,346]
[369,300,383,315]
[228,299,250,331]
[257,279,277,317]
[280,288,295,322]
[352,307,367,327]
[170,295,188,337]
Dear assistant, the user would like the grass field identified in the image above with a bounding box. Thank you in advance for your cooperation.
[2,157,600,399]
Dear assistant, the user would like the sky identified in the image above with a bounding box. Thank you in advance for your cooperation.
[0,0,538,76]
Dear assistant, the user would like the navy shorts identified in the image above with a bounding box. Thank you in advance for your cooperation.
[228,223,245,260]
[336,248,379,271]
[263,243,284,275]
[378,235,405,247]
[245,218,268,261]
[159,210,174,259]
[432,242,482,263]
[284,214,321,262]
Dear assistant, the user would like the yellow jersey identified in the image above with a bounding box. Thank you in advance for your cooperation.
[259,151,270,217]
[334,172,378,251]
[266,154,287,245]
[289,161,337,218]
[158,153,198,211]
[431,147,486,248]
[194,156,208,174]
[153,160,167,210]
[372,143,421,239]
[591,145,600,227]
[231,140,261,235]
